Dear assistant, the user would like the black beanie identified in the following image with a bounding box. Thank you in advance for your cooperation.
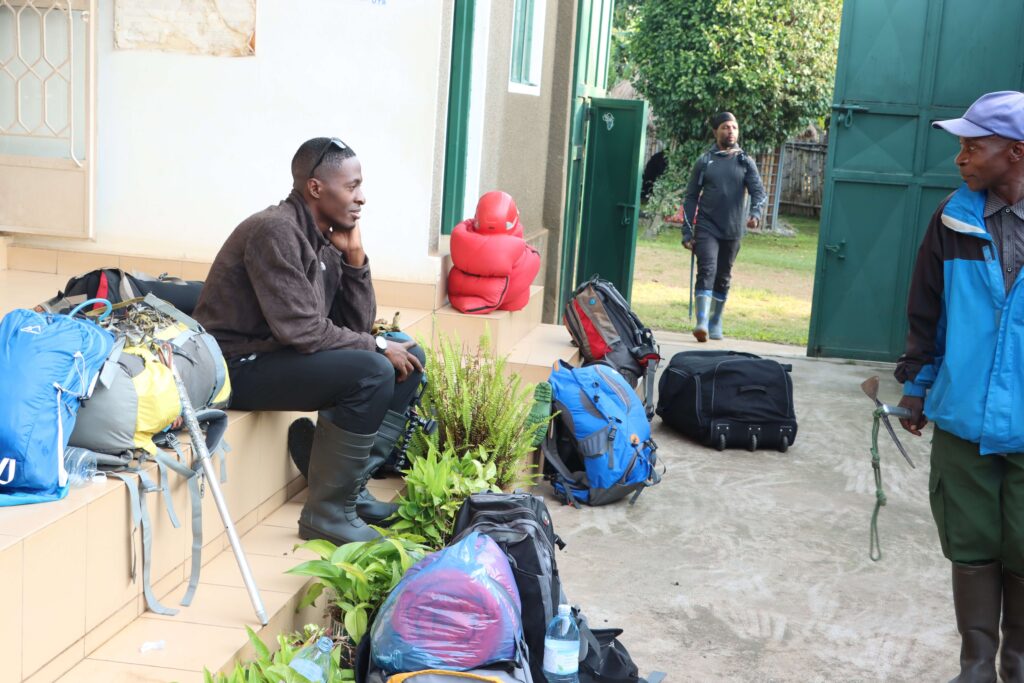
[710,111,737,130]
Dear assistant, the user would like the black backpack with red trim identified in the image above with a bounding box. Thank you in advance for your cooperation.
[38,268,204,316]
[562,276,660,419]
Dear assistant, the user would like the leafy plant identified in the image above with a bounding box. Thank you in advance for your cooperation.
[389,438,493,548]
[286,532,430,647]
[410,329,552,491]
[629,0,842,162]
[203,623,353,683]
[642,153,690,238]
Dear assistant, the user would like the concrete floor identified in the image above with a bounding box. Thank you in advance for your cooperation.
[542,333,956,682]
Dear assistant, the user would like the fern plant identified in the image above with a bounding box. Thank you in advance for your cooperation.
[410,328,552,490]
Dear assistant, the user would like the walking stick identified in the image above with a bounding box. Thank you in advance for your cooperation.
[683,212,696,321]
[688,247,695,321]
[155,338,269,626]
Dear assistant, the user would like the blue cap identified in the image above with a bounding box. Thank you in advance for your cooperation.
[933,91,1024,140]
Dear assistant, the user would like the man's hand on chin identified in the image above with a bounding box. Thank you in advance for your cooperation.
[329,223,366,266]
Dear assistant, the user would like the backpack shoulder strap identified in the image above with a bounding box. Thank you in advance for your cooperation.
[540,430,581,509]
[695,150,714,189]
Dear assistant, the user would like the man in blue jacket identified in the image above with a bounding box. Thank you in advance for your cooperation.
[897,90,1024,682]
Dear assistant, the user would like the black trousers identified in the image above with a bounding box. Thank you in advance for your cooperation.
[227,345,427,434]
[694,230,741,296]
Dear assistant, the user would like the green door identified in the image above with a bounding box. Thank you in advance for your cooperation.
[558,0,615,314]
[575,98,648,300]
[808,0,1024,360]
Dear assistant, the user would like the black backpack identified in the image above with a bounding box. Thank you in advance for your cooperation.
[451,492,665,683]
[656,350,797,452]
[452,492,564,682]
[38,268,205,316]
[563,276,661,418]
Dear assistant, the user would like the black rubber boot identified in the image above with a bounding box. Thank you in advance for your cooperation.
[950,561,1001,683]
[355,410,407,526]
[287,417,315,479]
[1001,568,1024,682]
[298,419,380,545]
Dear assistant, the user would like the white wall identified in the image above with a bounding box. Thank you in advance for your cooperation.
[21,0,446,282]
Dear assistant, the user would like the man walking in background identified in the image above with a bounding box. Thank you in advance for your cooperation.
[682,111,766,342]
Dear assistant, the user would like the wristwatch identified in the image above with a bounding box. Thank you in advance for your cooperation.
[374,335,388,354]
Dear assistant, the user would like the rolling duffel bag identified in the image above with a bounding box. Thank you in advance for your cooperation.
[656,350,797,452]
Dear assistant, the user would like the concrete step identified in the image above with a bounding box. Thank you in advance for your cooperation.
[50,486,400,683]
[505,323,579,386]
[0,408,312,683]
[433,285,544,357]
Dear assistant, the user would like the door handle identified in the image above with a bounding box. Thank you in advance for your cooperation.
[824,240,846,260]
[617,202,635,225]
[831,103,870,128]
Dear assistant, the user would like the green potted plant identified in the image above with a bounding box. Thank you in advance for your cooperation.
[411,329,553,492]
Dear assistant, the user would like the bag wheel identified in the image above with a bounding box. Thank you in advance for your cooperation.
[716,434,727,451]
[778,435,789,453]
[748,434,758,452]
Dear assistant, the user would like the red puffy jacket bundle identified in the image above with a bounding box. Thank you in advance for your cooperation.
[447,191,541,314]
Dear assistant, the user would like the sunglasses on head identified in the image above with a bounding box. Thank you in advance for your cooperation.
[309,137,349,178]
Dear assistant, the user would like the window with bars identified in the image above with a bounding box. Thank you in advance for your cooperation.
[509,0,545,93]
[0,0,94,237]
[0,0,89,164]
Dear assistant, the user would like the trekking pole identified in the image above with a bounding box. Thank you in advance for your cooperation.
[688,248,695,321]
[684,213,696,320]
[163,345,268,625]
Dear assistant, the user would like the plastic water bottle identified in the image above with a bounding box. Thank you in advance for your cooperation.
[63,447,99,487]
[288,635,334,682]
[543,604,580,683]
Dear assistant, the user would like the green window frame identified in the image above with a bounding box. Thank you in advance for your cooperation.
[441,0,476,236]
[509,0,544,88]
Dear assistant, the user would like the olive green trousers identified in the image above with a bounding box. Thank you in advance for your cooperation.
[930,427,1024,574]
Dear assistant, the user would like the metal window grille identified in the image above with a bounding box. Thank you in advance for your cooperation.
[0,0,89,166]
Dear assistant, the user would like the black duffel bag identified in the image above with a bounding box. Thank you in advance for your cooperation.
[656,350,797,452]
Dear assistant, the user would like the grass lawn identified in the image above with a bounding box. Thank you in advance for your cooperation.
[631,214,820,346]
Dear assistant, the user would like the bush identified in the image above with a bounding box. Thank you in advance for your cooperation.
[630,0,842,161]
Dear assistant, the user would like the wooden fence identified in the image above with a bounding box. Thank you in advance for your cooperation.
[752,148,782,232]
[779,141,827,217]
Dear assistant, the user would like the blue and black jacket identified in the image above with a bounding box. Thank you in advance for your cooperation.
[896,184,1024,455]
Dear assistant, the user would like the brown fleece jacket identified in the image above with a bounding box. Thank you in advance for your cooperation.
[194,190,377,358]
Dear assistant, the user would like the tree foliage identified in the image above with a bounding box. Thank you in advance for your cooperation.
[630,0,842,161]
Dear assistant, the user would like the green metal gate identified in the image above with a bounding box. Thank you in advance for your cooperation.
[575,98,648,301]
[560,0,646,311]
[808,0,1024,360]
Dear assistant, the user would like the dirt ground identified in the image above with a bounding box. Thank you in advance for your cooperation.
[537,335,960,682]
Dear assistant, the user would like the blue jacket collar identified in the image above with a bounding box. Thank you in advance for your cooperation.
[941,184,989,236]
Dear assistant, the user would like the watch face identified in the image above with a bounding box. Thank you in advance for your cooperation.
[376,336,388,352]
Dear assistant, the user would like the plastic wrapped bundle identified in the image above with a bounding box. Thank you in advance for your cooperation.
[371,531,522,673]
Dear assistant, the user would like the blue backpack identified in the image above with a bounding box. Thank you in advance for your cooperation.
[542,361,662,506]
[0,303,114,506]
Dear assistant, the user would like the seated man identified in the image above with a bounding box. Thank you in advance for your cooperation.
[193,137,424,545]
